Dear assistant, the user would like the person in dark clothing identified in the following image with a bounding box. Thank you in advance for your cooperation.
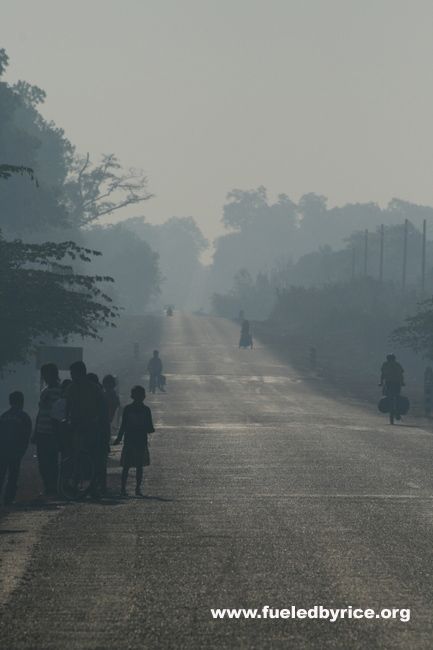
[51,379,73,459]
[102,374,121,424]
[0,391,32,506]
[65,361,103,425]
[147,350,165,393]
[65,361,104,499]
[86,372,111,496]
[113,385,155,497]
[32,363,62,497]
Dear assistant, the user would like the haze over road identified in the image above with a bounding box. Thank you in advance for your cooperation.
[1,312,433,648]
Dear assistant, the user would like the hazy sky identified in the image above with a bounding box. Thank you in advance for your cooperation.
[2,0,433,246]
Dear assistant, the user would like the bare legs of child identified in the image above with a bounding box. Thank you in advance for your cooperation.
[121,465,143,497]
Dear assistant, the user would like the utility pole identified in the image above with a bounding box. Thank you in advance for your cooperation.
[364,229,368,276]
[422,219,426,293]
[402,219,408,290]
[379,224,384,281]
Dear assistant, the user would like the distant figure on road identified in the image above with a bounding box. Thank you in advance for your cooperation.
[147,350,165,393]
[0,391,32,507]
[239,320,253,349]
[113,385,155,497]
[32,363,62,497]
[379,353,405,421]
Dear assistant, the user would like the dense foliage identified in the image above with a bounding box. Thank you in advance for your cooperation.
[211,269,276,320]
[207,187,433,298]
[82,224,162,314]
[0,49,162,369]
[123,216,209,311]
[391,299,433,360]
[0,231,118,370]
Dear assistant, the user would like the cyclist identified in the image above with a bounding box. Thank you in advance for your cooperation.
[379,353,405,421]
[147,350,165,393]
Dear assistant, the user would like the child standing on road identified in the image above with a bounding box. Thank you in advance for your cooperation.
[113,385,155,497]
[0,391,32,507]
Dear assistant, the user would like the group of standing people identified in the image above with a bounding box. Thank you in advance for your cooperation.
[0,357,157,506]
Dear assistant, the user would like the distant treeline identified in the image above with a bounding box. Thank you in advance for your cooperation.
[3,44,433,372]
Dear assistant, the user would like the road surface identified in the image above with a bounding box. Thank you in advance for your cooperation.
[1,312,433,649]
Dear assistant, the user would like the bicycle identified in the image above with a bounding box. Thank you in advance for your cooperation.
[149,373,165,394]
[57,421,98,500]
[379,382,403,425]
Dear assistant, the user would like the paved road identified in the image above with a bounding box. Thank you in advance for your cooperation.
[1,313,433,649]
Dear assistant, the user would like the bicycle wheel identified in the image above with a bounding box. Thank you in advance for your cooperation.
[58,451,96,501]
[389,397,395,425]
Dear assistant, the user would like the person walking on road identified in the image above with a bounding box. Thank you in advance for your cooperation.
[0,391,32,507]
[32,363,62,497]
[113,385,155,497]
[379,353,405,421]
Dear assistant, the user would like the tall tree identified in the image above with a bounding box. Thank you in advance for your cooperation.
[122,216,208,310]
[63,153,153,227]
[82,224,162,314]
[0,230,118,370]
[0,51,70,234]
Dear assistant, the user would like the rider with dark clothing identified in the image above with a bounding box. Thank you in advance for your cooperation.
[241,320,250,335]
[147,350,165,392]
[379,353,405,421]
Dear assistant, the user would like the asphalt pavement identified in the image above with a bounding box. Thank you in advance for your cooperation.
[1,312,433,649]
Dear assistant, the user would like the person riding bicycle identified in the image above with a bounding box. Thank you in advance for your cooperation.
[241,320,250,335]
[147,350,165,393]
[379,353,405,421]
